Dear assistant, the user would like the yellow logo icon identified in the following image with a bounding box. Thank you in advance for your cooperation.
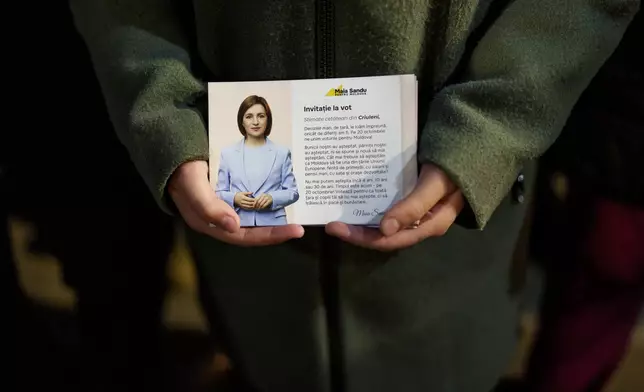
[325,84,344,96]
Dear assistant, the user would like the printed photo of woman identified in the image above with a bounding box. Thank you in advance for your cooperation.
[215,95,299,227]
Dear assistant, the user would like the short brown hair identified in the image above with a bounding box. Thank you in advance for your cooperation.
[237,95,272,138]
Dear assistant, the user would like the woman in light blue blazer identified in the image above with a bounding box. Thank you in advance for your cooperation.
[216,95,299,227]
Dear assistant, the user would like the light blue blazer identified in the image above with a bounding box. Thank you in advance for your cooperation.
[216,139,299,226]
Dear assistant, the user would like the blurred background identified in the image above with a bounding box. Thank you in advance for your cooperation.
[7,217,643,391]
[4,2,642,392]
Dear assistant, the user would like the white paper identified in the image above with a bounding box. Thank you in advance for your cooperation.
[208,75,417,227]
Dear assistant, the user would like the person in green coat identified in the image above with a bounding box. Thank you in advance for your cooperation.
[69,0,639,391]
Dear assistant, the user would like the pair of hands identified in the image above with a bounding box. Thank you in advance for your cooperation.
[168,160,464,250]
[234,192,272,210]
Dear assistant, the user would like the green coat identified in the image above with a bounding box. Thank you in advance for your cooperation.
[70,1,639,391]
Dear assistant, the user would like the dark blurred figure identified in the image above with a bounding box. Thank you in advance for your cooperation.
[1,161,17,313]
[7,2,176,391]
[2,137,23,390]
[526,11,643,392]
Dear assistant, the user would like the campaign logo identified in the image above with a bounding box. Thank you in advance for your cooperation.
[325,84,368,97]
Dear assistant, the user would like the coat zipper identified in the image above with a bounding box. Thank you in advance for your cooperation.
[316,2,344,392]
[316,0,335,78]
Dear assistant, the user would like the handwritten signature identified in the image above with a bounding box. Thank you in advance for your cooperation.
[352,208,385,217]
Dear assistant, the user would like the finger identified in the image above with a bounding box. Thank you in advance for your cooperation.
[205,224,305,247]
[195,201,239,233]
[326,223,398,251]
[424,190,464,235]
[380,166,455,237]
[180,171,240,233]
[174,190,216,234]
[327,222,426,252]
[375,190,463,245]
[260,195,271,209]
[326,191,463,251]
[327,221,426,252]
[241,201,255,209]
[251,196,261,209]
[257,198,270,210]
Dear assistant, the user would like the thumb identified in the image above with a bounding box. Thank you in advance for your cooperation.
[380,164,455,236]
[177,162,240,233]
[196,197,241,233]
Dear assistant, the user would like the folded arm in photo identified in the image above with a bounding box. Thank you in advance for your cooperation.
[269,150,299,210]
[215,153,236,209]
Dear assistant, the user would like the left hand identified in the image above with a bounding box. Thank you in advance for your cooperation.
[168,160,303,247]
[254,194,273,210]
[325,163,465,252]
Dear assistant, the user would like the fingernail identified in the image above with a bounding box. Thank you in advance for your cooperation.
[221,216,238,233]
[380,219,400,236]
[295,226,305,238]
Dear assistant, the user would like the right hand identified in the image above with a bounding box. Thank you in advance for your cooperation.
[234,192,255,210]
[168,160,304,246]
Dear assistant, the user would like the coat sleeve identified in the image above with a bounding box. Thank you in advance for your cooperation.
[269,149,300,210]
[68,0,209,214]
[418,0,640,229]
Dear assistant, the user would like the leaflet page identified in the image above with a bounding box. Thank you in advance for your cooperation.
[208,75,415,227]
[291,76,404,225]
[400,74,418,200]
